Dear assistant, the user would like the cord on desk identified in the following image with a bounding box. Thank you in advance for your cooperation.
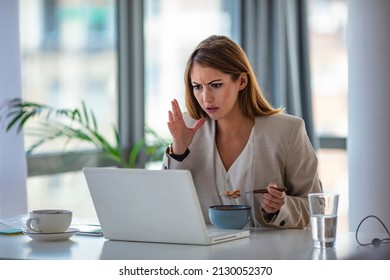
[355,215,390,247]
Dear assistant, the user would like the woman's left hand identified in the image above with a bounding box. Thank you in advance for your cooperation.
[261,182,286,214]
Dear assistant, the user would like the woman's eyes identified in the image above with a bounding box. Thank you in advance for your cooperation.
[211,83,222,89]
[193,85,202,91]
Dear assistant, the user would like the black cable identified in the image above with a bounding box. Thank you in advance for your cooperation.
[355,215,390,247]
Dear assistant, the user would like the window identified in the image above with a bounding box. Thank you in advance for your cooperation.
[20,0,118,153]
[308,0,349,231]
[19,0,117,219]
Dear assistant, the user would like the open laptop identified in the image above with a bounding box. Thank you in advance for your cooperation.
[83,167,250,245]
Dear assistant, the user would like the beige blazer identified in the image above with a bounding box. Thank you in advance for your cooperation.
[162,113,322,229]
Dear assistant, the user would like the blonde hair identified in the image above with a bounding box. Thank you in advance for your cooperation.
[184,35,283,119]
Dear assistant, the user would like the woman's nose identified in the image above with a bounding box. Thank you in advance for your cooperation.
[203,87,213,103]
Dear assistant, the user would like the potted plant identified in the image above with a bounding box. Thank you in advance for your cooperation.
[0,98,169,168]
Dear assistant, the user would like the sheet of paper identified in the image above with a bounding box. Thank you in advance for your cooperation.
[0,221,23,235]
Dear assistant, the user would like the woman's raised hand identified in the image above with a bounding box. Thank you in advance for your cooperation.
[167,99,205,154]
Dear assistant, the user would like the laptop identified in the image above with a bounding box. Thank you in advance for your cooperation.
[83,167,250,245]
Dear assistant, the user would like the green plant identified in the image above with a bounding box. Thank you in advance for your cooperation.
[0,98,169,168]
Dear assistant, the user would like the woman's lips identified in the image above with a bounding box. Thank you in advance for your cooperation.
[205,107,219,114]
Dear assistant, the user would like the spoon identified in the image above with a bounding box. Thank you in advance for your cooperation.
[246,187,287,194]
[220,187,287,199]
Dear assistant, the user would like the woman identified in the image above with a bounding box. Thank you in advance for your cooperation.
[162,35,321,229]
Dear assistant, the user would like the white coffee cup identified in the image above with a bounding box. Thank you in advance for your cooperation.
[25,209,72,233]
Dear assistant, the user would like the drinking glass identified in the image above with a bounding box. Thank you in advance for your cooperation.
[308,193,339,249]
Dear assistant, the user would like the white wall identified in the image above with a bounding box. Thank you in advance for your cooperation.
[0,0,28,217]
[348,0,390,232]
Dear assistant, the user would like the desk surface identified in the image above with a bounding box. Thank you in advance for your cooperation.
[1,228,389,260]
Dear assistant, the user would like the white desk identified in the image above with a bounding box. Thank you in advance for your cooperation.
[1,228,389,260]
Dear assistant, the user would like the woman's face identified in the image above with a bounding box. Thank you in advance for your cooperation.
[190,64,246,121]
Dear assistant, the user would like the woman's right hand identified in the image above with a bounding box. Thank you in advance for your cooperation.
[167,99,205,154]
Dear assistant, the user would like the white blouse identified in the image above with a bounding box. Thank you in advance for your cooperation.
[215,127,255,206]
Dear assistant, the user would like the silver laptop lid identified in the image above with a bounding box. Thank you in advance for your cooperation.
[84,167,214,245]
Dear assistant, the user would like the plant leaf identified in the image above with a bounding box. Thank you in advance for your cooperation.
[128,139,145,168]
[81,101,90,127]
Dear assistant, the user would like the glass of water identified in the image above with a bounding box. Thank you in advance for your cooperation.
[308,193,340,249]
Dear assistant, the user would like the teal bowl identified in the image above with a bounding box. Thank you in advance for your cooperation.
[209,205,251,229]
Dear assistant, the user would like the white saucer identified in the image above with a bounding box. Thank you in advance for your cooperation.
[23,227,79,242]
